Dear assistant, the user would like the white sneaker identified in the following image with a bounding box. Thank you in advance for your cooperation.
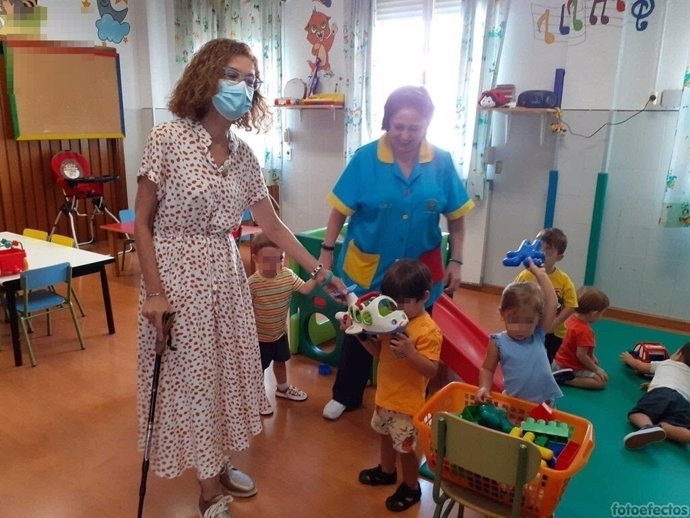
[322,399,347,420]
[276,384,308,401]
[624,425,666,449]
[259,406,274,416]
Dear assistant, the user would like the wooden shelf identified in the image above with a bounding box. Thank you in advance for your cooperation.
[484,106,560,145]
[485,106,558,114]
[274,103,343,121]
[274,104,344,110]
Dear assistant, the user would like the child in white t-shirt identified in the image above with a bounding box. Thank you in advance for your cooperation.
[620,342,690,449]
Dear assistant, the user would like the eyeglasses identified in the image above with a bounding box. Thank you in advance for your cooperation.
[223,66,263,91]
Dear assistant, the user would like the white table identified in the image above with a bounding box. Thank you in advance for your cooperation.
[0,232,115,366]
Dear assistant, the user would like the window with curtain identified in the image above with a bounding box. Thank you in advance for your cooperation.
[369,0,510,200]
[173,0,283,184]
[371,0,475,175]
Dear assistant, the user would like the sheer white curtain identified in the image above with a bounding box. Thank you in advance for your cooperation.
[342,1,374,161]
[172,0,284,184]
[660,59,690,228]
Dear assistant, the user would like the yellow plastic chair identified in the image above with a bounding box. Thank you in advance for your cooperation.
[22,228,49,241]
[17,262,85,367]
[48,234,86,317]
[430,412,542,518]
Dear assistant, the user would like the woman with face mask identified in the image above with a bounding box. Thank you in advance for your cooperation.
[134,38,345,518]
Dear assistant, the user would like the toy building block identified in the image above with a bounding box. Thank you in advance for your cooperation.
[554,441,580,470]
[522,432,554,461]
[529,402,554,421]
[521,417,570,443]
[478,404,515,433]
[461,405,482,423]
[548,442,566,458]
[502,239,545,268]
[534,435,549,447]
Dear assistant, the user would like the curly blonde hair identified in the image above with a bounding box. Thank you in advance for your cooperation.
[168,38,271,132]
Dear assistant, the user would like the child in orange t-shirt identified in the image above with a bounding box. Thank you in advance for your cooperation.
[353,259,442,513]
[552,286,610,389]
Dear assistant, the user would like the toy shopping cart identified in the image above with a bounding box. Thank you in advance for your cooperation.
[414,382,594,518]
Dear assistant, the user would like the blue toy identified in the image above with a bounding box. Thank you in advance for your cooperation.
[503,239,545,268]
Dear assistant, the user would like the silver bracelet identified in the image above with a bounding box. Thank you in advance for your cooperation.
[310,263,323,280]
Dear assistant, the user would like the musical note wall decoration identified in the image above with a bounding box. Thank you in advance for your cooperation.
[568,0,584,31]
[531,0,651,46]
[537,8,556,43]
[631,0,654,31]
[589,0,609,25]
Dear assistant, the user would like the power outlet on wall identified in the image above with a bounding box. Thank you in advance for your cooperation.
[649,91,660,105]
[285,146,292,160]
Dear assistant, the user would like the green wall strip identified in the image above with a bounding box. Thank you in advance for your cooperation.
[584,172,608,285]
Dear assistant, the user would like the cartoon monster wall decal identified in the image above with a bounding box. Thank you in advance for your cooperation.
[304,9,337,74]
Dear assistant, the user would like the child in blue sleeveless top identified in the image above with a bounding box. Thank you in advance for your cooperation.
[477,259,563,405]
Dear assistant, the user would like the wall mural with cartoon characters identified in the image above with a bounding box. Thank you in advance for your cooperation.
[0,0,131,45]
[303,6,340,97]
[80,0,130,45]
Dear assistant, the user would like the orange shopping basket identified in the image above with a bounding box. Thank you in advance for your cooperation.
[413,382,594,518]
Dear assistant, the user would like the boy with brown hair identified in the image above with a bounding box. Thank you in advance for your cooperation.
[355,259,442,513]
[621,342,690,449]
[248,232,316,415]
[552,286,610,389]
[514,228,578,362]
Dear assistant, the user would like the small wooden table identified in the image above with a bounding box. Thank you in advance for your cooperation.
[100,221,134,277]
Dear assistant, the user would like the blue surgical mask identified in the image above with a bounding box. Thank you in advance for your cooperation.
[212,80,253,121]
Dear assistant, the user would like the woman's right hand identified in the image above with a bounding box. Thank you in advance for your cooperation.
[141,294,172,344]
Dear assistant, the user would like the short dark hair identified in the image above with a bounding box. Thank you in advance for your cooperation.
[381,86,435,131]
[250,232,279,255]
[575,286,610,313]
[537,228,568,255]
[676,342,690,367]
[380,259,431,302]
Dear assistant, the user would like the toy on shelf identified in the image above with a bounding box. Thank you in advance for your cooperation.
[335,290,408,335]
[502,239,545,267]
[478,88,510,108]
[0,239,28,276]
[478,84,515,108]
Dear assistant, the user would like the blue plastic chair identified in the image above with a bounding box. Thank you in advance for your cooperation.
[17,262,85,367]
[119,208,135,271]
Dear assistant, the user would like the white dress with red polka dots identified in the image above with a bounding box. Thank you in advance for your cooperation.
[136,118,267,479]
